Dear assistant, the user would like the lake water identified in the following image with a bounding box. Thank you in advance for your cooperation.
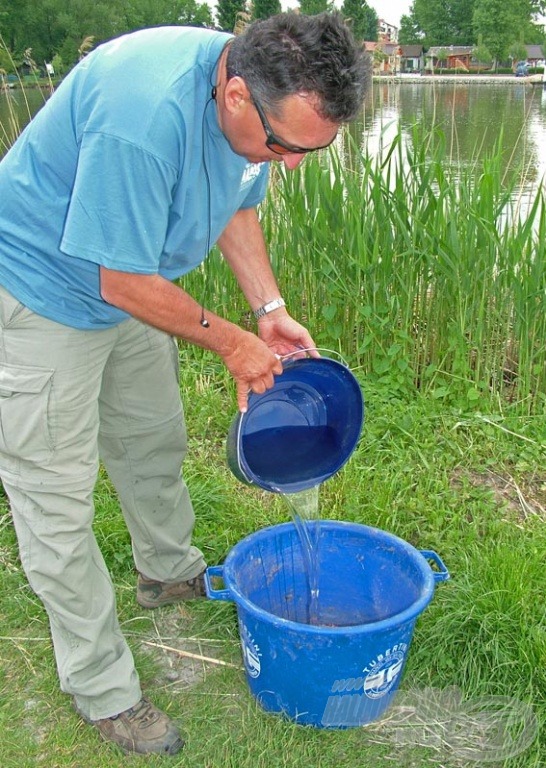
[357,79,546,207]
[2,81,546,202]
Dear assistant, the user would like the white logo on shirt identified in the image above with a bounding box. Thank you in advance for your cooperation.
[241,163,263,189]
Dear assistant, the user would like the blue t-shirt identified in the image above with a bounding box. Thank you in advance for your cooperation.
[0,27,270,329]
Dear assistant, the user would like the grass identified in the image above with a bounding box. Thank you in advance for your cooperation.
[0,34,53,155]
[0,349,545,767]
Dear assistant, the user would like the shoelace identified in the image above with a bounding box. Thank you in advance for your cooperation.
[112,699,158,726]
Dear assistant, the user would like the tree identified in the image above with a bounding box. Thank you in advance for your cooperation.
[340,0,378,41]
[508,39,528,64]
[0,0,32,52]
[170,0,212,27]
[411,0,476,46]
[398,11,423,44]
[448,0,476,45]
[252,0,282,21]
[51,51,64,75]
[518,18,546,44]
[473,35,493,67]
[216,0,247,31]
[0,0,214,72]
[473,0,532,66]
[116,0,212,30]
[372,44,388,70]
[300,0,332,14]
[436,47,448,68]
[0,43,16,74]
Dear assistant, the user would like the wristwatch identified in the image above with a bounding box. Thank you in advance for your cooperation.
[253,297,286,320]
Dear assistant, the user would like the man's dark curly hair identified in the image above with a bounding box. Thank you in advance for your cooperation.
[226,12,371,123]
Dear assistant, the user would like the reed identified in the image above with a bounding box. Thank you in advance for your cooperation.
[256,124,546,414]
[0,35,49,155]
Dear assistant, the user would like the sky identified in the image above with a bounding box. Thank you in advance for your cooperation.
[366,0,412,27]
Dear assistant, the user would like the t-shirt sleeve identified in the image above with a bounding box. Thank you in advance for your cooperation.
[60,131,178,273]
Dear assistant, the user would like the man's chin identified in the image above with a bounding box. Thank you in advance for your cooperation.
[226,141,269,165]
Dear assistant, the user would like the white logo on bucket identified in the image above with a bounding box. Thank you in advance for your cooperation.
[362,643,408,699]
[240,623,261,678]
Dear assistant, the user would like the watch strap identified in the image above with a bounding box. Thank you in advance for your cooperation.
[253,297,286,320]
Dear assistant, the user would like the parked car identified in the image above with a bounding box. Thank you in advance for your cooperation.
[515,61,529,77]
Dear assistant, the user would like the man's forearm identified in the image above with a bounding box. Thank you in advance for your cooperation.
[217,208,285,313]
[99,266,247,358]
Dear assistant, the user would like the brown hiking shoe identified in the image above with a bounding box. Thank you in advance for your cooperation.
[136,569,207,609]
[79,697,184,755]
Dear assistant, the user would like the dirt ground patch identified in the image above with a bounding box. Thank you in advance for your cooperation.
[451,467,546,522]
[137,605,241,692]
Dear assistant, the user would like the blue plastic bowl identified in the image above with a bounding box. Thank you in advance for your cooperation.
[226,357,364,493]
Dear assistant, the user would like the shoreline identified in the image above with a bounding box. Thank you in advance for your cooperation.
[374,73,545,85]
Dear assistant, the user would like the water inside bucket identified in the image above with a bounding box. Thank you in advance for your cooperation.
[243,425,340,485]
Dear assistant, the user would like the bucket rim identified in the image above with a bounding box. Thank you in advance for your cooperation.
[219,520,438,634]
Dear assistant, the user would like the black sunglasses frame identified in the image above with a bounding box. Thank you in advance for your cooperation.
[251,94,337,156]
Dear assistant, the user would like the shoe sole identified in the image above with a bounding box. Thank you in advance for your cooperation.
[136,593,205,609]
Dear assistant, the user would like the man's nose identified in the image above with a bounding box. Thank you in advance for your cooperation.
[282,152,306,170]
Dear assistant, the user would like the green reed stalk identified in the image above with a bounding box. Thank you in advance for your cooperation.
[0,34,50,155]
[135,122,546,413]
[261,124,545,414]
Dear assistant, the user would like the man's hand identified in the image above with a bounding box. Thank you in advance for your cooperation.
[256,310,320,360]
[100,267,281,412]
[221,330,284,412]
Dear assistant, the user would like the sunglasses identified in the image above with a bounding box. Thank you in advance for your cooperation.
[251,94,337,156]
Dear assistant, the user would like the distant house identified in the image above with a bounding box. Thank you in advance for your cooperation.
[524,44,545,68]
[425,43,544,72]
[378,18,399,43]
[425,45,484,72]
[399,45,425,73]
[364,41,402,74]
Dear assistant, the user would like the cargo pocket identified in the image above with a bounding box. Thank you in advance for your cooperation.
[0,363,55,473]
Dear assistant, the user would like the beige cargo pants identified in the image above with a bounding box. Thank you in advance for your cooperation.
[0,284,206,720]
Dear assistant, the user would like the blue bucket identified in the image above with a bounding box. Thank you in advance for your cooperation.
[205,521,449,728]
[226,357,364,494]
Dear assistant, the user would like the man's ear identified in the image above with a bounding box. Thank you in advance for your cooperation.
[224,76,251,114]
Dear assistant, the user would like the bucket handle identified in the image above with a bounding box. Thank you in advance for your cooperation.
[419,550,450,583]
[204,565,233,602]
[278,347,350,369]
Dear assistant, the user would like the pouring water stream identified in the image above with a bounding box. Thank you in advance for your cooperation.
[281,485,322,625]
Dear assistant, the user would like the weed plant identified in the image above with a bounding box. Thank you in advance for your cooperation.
[1,350,545,767]
[183,124,546,415]
[0,34,51,155]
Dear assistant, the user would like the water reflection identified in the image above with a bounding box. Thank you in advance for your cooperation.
[347,81,546,204]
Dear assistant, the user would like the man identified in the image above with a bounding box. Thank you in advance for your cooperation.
[0,11,369,756]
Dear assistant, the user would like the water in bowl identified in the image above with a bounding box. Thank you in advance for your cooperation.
[243,425,340,486]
